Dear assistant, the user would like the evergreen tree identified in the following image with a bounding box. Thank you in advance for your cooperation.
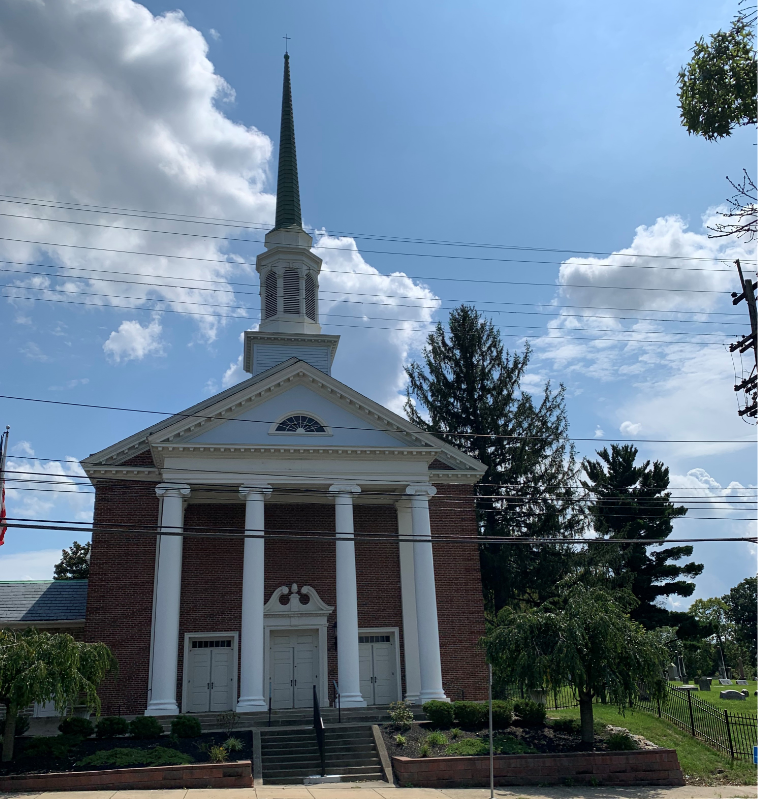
[405,305,583,612]
[582,444,702,633]
[53,541,90,580]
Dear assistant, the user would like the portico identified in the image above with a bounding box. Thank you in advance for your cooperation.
[145,477,447,715]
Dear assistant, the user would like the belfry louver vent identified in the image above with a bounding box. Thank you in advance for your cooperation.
[264,272,277,318]
[305,274,316,321]
[283,269,300,314]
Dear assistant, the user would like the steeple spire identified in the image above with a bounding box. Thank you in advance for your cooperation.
[274,52,302,231]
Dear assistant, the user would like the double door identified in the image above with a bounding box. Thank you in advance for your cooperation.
[359,635,396,706]
[270,629,319,709]
[186,639,234,713]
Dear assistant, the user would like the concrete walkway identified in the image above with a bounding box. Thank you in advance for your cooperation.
[0,784,756,799]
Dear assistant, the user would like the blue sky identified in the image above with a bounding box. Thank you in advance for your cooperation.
[0,0,757,604]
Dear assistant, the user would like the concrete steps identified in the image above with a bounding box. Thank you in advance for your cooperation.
[260,724,385,784]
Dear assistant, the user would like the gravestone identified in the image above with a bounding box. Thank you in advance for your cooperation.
[667,663,680,681]
[698,677,712,691]
[741,689,749,697]
[736,680,748,685]
[677,685,698,692]
[718,679,733,685]
[720,690,746,700]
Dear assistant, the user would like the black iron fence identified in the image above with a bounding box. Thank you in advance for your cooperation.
[635,684,757,763]
[502,683,579,710]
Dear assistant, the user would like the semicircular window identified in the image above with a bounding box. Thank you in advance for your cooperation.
[275,414,326,434]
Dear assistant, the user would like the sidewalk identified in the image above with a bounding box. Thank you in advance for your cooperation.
[0,784,756,799]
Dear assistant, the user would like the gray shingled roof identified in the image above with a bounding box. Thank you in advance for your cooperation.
[0,580,87,623]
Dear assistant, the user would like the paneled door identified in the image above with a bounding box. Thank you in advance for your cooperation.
[269,629,319,709]
[358,634,397,706]
[186,638,234,713]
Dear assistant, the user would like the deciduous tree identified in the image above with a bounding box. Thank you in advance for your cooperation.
[53,541,90,580]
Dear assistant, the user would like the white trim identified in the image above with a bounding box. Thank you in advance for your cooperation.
[358,627,403,704]
[146,496,163,710]
[181,631,240,714]
[268,410,333,437]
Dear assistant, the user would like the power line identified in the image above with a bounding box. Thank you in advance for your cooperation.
[0,394,757,445]
[0,193,755,265]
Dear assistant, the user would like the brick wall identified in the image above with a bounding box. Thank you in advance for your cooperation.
[85,481,487,711]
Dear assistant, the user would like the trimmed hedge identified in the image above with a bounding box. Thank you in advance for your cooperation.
[453,701,488,729]
[171,715,202,738]
[58,717,94,738]
[513,699,546,726]
[128,715,163,739]
[490,699,513,729]
[95,716,129,739]
[422,700,454,728]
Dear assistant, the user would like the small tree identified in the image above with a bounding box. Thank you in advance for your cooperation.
[483,584,669,748]
[53,541,91,580]
[0,628,116,761]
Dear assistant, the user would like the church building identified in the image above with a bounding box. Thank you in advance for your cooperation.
[82,53,487,717]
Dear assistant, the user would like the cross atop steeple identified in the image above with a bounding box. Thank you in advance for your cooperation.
[283,34,290,53]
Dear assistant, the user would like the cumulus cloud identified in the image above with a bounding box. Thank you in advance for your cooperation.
[103,317,164,362]
[619,421,642,436]
[0,0,274,345]
[0,549,63,581]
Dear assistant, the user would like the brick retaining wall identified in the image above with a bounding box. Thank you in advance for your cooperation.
[392,749,684,788]
[0,760,253,792]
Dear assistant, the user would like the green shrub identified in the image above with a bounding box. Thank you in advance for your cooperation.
[513,699,546,726]
[395,734,406,746]
[453,701,488,729]
[422,700,454,728]
[494,735,537,755]
[427,731,447,746]
[208,744,228,763]
[388,700,414,729]
[549,717,580,735]
[419,743,430,757]
[95,716,129,739]
[1,714,30,738]
[171,715,202,738]
[607,731,639,751]
[449,728,462,739]
[128,715,163,739]
[490,700,512,729]
[58,717,94,738]
[22,735,78,760]
[224,736,244,752]
[78,746,193,768]
[446,737,488,756]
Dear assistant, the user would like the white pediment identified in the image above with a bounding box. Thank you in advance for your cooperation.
[264,584,333,617]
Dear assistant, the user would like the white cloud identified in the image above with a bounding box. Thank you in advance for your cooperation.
[11,440,35,457]
[594,426,604,438]
[48,377,89,391]
[619,420,642,436]
[222,356,247,389]
[208,28,221,41]
[21,341,50,362]
[0,549,62,581]
[0,0,274,344]
[103,317,164,362]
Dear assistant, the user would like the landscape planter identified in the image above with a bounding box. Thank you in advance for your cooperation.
[0,759,253,792]
[392,749,684,788]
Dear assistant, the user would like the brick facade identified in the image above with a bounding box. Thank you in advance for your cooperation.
[84,478,487,713]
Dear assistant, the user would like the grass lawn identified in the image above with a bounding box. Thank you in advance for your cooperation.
[549,706,757,786]
[668,680,758,716]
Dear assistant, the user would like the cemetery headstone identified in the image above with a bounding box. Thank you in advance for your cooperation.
[718,679,733,685]
[698,677,712,691]
[736,680,748,685]
[720,690,746,700]
[667,663,680,681]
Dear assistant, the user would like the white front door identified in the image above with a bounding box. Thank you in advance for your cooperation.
[270,629,319,709]
[186,639,234,713]
[358,634,397,706]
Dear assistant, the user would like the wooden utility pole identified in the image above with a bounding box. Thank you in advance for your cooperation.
[729,259,757,419]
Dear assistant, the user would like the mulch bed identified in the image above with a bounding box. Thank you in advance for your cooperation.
[381,720,628,760]
[0,730,252,776]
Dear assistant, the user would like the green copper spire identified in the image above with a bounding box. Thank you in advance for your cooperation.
[274,52,302,231]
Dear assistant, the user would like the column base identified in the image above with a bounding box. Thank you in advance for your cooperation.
[236,697,268,713]
[404,693,421,704]
[338,693,367,708]
[145,700,179,716]
[419,689,449,702]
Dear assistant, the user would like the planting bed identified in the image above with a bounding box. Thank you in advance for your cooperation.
[0,730,253,776]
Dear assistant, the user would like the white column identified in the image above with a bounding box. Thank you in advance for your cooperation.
[407,484,448,702]
[237,484,272,712]
[396,499,421,703]
[146,483,190,716]
[330,483,366,708]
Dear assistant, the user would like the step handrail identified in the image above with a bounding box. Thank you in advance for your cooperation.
[312,684,326,777]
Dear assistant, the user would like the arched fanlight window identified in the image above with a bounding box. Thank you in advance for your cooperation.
[264,272,277,318]
[283,268,300,314]
[305,274,317,321]
[274,414,326,433]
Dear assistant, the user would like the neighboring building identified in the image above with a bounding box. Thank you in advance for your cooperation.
[81,54,487,717]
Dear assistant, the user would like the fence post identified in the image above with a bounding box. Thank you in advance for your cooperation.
[656,696,661,719]
[724,709,734,761]
[687,690,695,737]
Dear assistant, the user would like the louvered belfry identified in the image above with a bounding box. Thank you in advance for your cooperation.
[274,53,302,231]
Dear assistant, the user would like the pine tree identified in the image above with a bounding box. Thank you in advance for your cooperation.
[53,541,90,580]
[581,444,703,633]
[405,305,583,612]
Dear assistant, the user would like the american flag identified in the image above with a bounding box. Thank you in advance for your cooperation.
[0,427,8,546]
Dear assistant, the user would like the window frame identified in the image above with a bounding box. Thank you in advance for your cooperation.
[268,410,333,437]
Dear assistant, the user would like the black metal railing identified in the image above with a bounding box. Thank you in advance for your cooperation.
[313,684,326,777]
[333,679,342,724]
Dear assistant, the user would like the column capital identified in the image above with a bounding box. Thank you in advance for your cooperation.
[329,483,361,495]
[155,483,191,498]
[406,484,437,499]
[239,484,273,500]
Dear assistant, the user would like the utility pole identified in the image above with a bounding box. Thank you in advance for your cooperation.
[729,259,757,419]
